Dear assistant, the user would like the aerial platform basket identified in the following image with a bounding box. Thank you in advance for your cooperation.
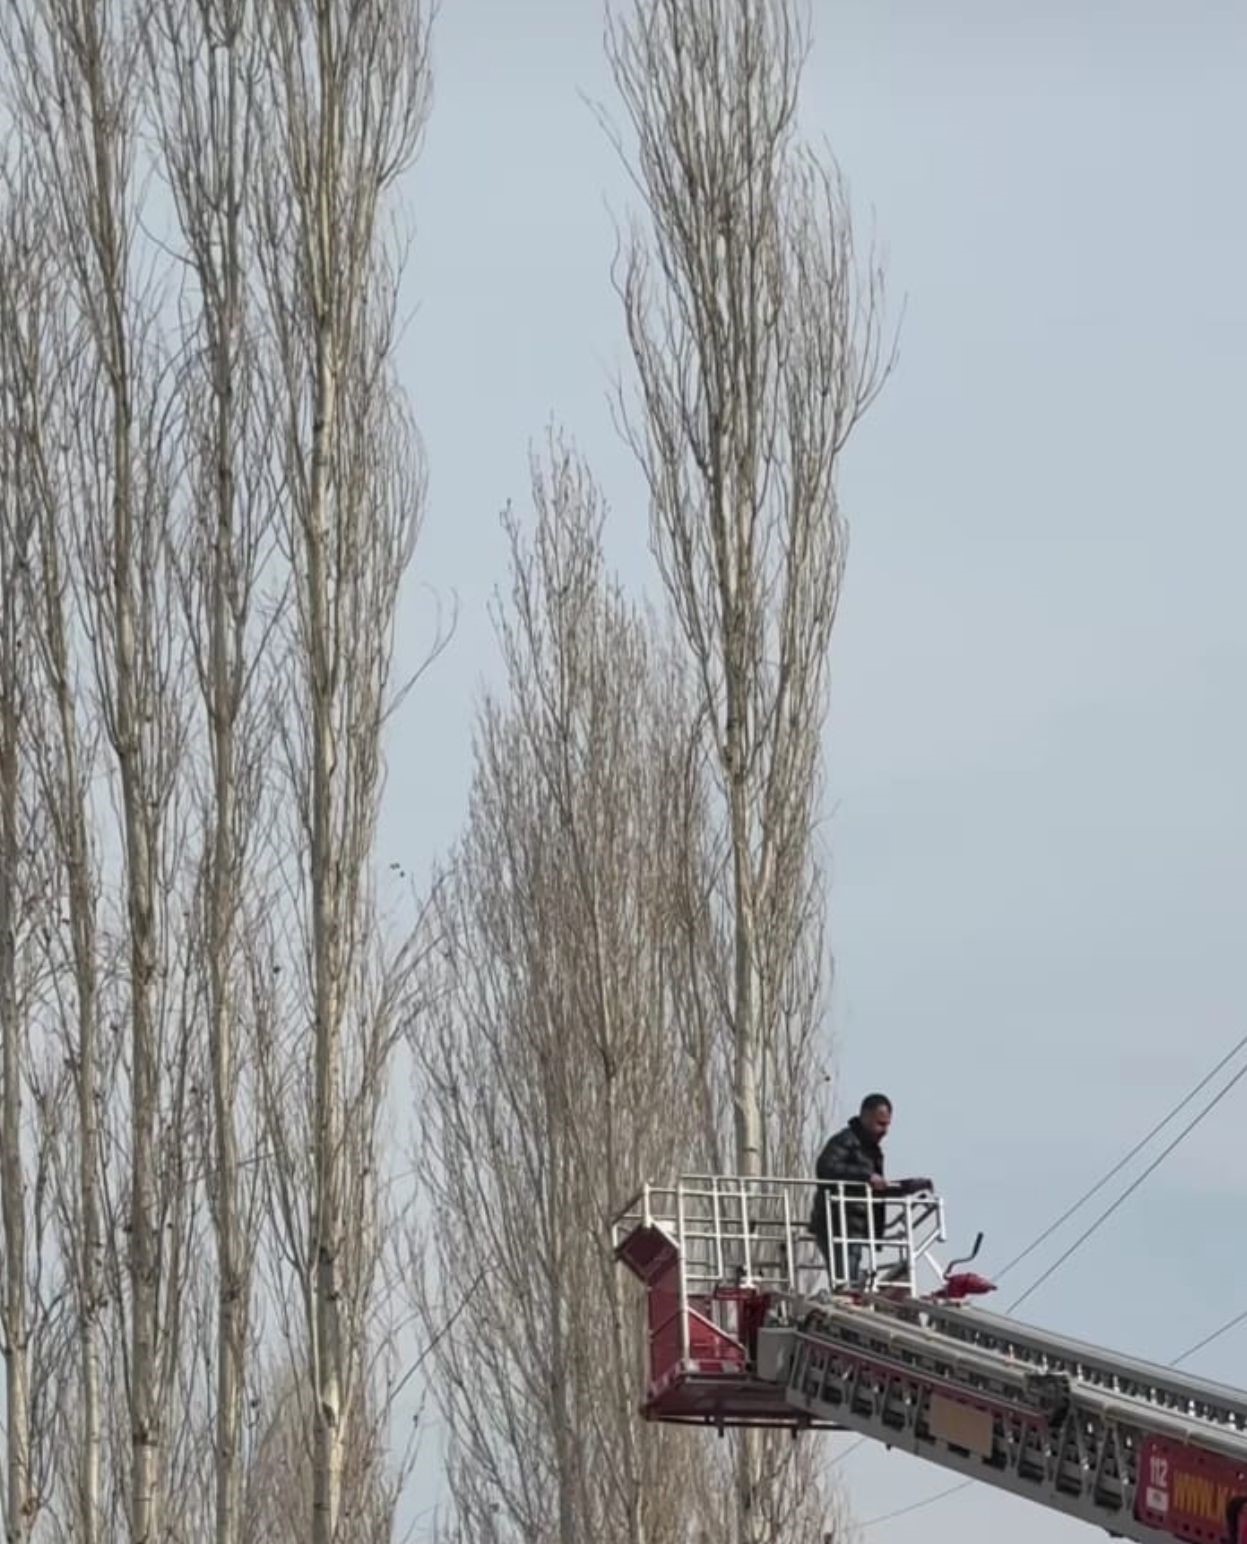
[613,1175,1247,1544]
[611,1173,955,1430]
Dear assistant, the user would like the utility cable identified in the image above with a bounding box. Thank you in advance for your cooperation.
[1173,1306,1247,1368]
[995,1030,1247,1282]
[860,1481,972,1528]
[1005,1056,1247,1315]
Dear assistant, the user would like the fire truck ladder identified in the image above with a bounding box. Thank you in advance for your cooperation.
[613,1176,1247,1544]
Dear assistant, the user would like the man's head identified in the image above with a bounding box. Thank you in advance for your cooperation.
[858,1093,893,1143]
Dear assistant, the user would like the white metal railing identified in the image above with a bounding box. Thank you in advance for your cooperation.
[612,1173,949,1303]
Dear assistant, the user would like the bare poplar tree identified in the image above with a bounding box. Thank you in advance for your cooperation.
[0,192,38,1544]
[144,4,275,1539]
[0,1,202,1533]
[0,170,103,1544]
[1,1,441,1537]
[250,1,434,1536]
[604,2,893,1538]
[413,443,726,1544]
[0,169,110,1542]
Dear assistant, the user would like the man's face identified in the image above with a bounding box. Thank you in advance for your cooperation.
[860,1103,892,1143]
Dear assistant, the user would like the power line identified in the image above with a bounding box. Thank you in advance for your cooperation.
[1173,1306,1247,1368]
[861,1480,973,1527]
[1006,1056,1247,1315]
[994,1030,1247,1282]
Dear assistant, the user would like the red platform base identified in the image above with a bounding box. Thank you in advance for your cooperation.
[642,1366,843,1429]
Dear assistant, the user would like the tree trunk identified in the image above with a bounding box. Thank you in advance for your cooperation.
[37,484,103,1544]
[308,489,346,1541]
[80,4,161,1529]
[307,128,345,1538]
[116,478,161,1544]
[209,432,245,1544]
[206,37,247,1541]
[604,1084,648,1544]
[727,617,764,1544]
[0,503,31,1541]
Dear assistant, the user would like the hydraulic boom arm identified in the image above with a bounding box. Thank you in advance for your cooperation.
[772,1292,1247,1544]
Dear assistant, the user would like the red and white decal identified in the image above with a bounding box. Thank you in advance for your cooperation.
[1135,1437,1247,1543]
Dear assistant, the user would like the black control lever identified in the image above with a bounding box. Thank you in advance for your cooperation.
[944,1230,984,1280]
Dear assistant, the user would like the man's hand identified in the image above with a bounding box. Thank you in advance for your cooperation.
[898,1176,934,1195]
[868,1174,888,1193]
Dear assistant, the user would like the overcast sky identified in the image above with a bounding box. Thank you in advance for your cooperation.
[388,1,1247,1537]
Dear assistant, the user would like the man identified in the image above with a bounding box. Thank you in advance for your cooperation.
[808,1093,933,1288]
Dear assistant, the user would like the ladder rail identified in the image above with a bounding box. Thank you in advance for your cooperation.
[873,1296,1247,1431]
[925,1298,1247,1427]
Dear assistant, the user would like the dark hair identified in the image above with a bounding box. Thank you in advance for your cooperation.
[860,1093,892,1115]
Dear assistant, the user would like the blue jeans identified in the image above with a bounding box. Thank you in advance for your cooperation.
[812,1229,863,1289]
